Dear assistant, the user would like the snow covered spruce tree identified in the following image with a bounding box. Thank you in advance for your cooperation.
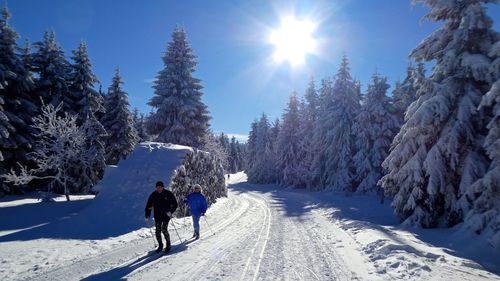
[268,118,281,182]
[247,114,278,183]
[380,0,498,228]
[392,62,424,123]
[101,67,139,165]
[276,92,302,187]
[296,78,319,189]
[170,149,227,217]
[0,6,36,195]
[214,132,230,172]
[353,73,398,193]
[202,132,229,171]
[464,35,500,246]
[228,136,244,173]
[317,55,360,192]
[68,41,107,192]
[311,78,333,189]
[245,119,259,174]
[146,26,210,147]
[133,108,150,142]
[32,31,74,113]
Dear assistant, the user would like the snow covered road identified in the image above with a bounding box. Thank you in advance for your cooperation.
[2,172,499,280]
[129,176,370,281]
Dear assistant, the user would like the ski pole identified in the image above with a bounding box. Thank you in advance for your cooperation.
[203,216,215,236]
[147,219,157,247]
[170,218,184,243]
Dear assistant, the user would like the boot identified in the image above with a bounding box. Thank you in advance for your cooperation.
[195,230,200,239]
[156,243,163,253]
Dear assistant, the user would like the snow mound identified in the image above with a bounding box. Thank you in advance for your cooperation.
[31,142,193,239]
[80,142,192,235]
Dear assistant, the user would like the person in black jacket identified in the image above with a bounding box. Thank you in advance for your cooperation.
[145,181,178,253]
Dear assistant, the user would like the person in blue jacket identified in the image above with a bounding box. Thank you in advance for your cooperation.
[185,184,208,239]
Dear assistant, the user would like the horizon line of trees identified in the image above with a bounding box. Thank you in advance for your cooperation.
[245,0,500,247]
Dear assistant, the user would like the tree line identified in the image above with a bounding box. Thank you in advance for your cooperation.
[0,6,141,196]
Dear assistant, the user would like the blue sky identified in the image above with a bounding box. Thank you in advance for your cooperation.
[5,0,500,141]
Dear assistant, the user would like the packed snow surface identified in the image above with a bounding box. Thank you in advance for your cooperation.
[0,147,499,280]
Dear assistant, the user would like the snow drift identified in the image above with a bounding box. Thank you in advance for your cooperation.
[81,142,193,236]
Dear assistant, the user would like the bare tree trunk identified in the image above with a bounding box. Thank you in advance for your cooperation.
[63,171,70,201]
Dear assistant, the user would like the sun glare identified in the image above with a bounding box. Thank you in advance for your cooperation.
[269,16,317,66]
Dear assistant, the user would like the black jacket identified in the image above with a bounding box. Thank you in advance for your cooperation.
[145,189,178,222]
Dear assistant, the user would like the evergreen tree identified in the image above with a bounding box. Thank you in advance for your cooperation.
[268,118,281,183]
[218,133,230,152]
[353,73,398,193]
[245,120,258,174]
[277,93,302,186]
[305,76,319,123]
[132,108,150,142]
[170,149,227,217]
[0,6,36,194]
[202,132,229,171]
[68,41,106,192]
[380,0,497,227]
[228,136,239,173]
[298,77,319,189]
[311,78,333,189]
[146,26,210,147]
[20,39,34,83]
[0,97,7,164]
[101,67,139,165]
[95,84,106,120]
[392,62,424,123]
[247,114,277,183]
[236,140,246,172]
[323,55,360,192]
[32,31,73,113]
[465,38,500,247]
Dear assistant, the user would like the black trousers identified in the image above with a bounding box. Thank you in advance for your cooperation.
[155,219,170,246]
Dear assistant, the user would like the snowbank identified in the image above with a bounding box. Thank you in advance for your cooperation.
[77,142,192,237]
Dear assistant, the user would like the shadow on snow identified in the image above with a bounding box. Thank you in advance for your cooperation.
[81,243,188,281]
[0,196,150,241]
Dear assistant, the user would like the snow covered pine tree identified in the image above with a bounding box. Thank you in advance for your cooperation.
[380,0,499,230]
[146,26,210,148]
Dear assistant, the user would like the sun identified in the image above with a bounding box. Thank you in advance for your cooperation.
[269,16,317,66]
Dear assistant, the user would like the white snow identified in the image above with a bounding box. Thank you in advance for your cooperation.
[0,149,499,280]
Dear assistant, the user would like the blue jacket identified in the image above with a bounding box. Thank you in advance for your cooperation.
[186,192,208,216]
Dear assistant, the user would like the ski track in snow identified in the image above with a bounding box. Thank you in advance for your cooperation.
[19,173,373,281]
[4,171,500,281]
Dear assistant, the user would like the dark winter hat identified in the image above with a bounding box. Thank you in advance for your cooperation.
[155,181,164,187]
